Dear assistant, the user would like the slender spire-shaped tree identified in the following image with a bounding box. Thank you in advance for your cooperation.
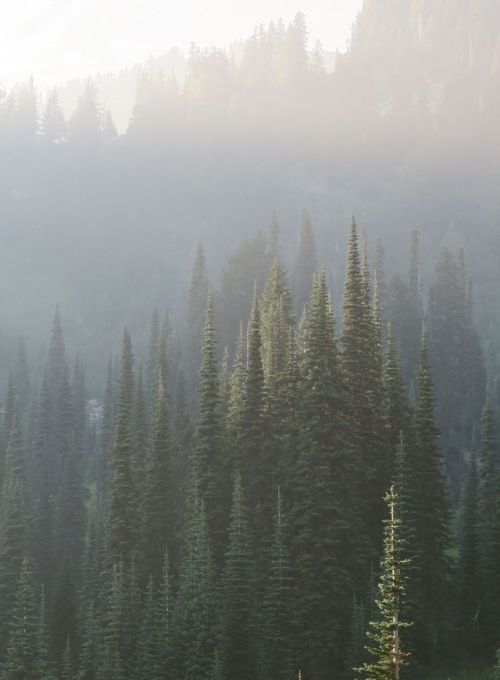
[477,403,499,655]
[188,244,210,391]
[291,270,357,676]
[294,209,317,315]
[195,290,223,547]
[0,411,28,649]
[259,487,295,680]
[341,218,386,553]
[357,486,412,680]
[221,473,255,680]
[106,329,135,565]
[412,333,451,658]
[458,451,480,651]
[1,556,37,680]
[36,586,57,680]
[141,371,171,579]
[173,489,216,680]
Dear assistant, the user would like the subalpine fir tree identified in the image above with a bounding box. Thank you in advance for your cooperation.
[341,219,386,553]
[60,637,73,680]
[477,403,499,656]
[383,326,411,478]
[187,244,210,392]
[141,372,171,579]
[291,270,357,676]
[50,555,79,667]
[259,488,295,680]
[239,290,269,536]
[260,261,293,491]
[173,489,216,680]
[147,309,161,401]
[76,601,99,680]
[221,473,255,680]
[260,259,292,381]
[357,486,412,680]
[36,586,57,680]
[294,209,317,316]
[106,329,135,565]
[131,367,147,524]
[12,335,31,423]
[100,561,125,680]
[412,333,451,659]
[0,410,28,650]
[97,359,114,518]
[195,291,223,546]
[458,452,480,652]
[1,556,37,680]
[135,577,163,680]
[0,374,16,488]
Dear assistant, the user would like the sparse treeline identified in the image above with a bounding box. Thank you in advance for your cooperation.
[0,218,494,679]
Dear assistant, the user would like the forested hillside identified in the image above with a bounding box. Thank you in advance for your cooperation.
[1,1,500,678]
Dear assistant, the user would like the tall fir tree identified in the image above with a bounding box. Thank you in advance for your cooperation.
[411,333,451,660]
[141,372,171,580]
[357,487,412,680]
[106,329,135,565]
[1,556,37,680]
[294,209,317,316]
[221,473,255,680]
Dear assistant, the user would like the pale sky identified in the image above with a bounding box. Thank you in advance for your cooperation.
[0,0,364,88]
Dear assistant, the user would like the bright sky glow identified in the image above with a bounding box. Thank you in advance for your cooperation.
[0,0,364,87]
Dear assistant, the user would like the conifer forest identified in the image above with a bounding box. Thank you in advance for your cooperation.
[2,2,500,679]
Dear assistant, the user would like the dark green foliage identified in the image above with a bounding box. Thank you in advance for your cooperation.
[106,330,135,565]
[411,334,451,659]
[141,374,171,579]
[173,489,216,680]
[458,452,480,651]
[36,587,57,680]
[195,291,223,543]
[357,487,412,680]
[291,270,355,677]
[50,556,79,667]
[0,411,28,649]
[258,488,295,680]
[477,404,500,658]
[187,245,210,393]
[1,556,37,680]
[427,249,486,492]
[221,473,255,680]
[341,219,386,553]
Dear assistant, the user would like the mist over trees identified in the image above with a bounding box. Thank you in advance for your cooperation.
[1,1,500,678]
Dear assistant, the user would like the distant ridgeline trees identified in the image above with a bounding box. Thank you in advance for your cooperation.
[0,216,494,679]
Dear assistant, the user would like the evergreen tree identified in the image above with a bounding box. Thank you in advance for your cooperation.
[412,334,451,659]
[294,210,317,315]
[76,602,99,680]
[187,244,210,391]
[1,556,37,680]
[141,373,171,579]
[259,488,295,680]
[106,330,135,565]
[42,90,66,143]
[36,586,57,680]
[357,487,412,680]
[341,218,386,554]
[173,489,216,680]
[221,473,255,680]
[50,555,79,667]
[0,411,28,650]
[458,452,480,652]
[195,291,223,545]
[477,403,500,656]
[291,270,356,677]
